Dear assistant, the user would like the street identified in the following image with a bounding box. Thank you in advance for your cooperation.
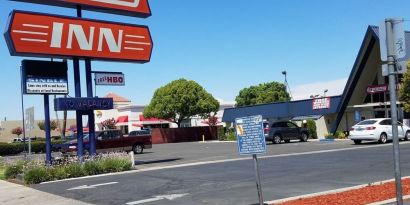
[34,140,410,205]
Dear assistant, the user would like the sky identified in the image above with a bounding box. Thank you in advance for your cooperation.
[1,0,410,121]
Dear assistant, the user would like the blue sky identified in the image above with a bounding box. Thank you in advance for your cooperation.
[1,0,410,120]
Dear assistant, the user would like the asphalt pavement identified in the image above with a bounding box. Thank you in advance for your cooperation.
[32,140,410,205]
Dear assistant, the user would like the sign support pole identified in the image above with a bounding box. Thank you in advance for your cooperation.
[44,94,52,165]
[20,66,27,158]
[385,19,403,205]
[73,5,84,162]
[253,154,265,205]
[85,59,96,155]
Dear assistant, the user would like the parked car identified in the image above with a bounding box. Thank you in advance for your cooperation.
[349,118,410,144]
[62,129,152,154]
[265,121,309,144]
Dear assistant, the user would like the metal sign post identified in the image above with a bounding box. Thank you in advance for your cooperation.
[381,18,405,205]
[235,115,267,205]
[25,106,34,155]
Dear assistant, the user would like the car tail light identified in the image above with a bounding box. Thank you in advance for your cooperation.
[366,127,376,130]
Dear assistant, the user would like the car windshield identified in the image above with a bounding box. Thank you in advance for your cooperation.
[357,120,377,125]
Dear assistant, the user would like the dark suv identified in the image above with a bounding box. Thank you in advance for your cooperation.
[265,121,309,144]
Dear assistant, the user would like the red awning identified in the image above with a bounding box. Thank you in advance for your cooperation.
[117,116,128,123]
[132,123,143,127]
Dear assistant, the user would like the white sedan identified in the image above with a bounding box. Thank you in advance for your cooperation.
[349,118,410,144]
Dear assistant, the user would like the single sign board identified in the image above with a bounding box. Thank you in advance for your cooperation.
[54,97,113,111]
[5,10,153,63]
[312,97,330,110]
[22,60,68,94]
[235,115,266,155]
[10,0,151,18]
[25,106,35,130]
[94,71,125,86]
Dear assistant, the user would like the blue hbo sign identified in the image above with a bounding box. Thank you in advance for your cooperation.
[235,115,266,155]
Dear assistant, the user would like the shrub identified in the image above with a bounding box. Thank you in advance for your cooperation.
[0,140,68,156]
[4,160,27,179]
[335,131,347,139]
[0,143,24,156]
[217,126,226,141]
[24,167,51,184]
[324,133,335,139]
[101,158,131,172]
[84,161,104,175]
[306,119,318,139]
[49,166,68,180]
[226,132,237,141]
[65,163,86,178]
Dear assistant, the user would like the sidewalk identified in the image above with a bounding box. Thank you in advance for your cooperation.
[0,180,93,205]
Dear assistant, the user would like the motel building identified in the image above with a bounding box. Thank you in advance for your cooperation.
[222,26,410,138]
[95,93,234,134]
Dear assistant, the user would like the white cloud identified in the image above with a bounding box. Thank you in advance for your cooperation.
[290,77,348,100]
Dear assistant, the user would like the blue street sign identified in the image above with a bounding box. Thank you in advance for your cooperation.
[54,97,113,111]
[235,115,266,155]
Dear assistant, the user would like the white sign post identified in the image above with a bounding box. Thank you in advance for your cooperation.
[25,106,34,155]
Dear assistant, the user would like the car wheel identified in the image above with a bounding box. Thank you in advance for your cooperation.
[133,144,144,154]
[300,133,308,142]
[284,139,290,143]
[273,135,281,144]
[405,131,410,141]
[353,140,362,145]
[379,133,388,144]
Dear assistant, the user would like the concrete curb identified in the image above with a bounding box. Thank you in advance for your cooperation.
[265,176,410,204]
[367,195,410,205]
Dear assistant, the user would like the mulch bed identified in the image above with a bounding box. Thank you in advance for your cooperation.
[274,178,410,205]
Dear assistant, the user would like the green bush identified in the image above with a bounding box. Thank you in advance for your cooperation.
[217,126,226,141]
[325,133,335,139]
[335,131,347,139]
[49,166,68,180]
[4,160,26,179]
[0,143,24,156]
[24,167,51,184]
[306,119,318,139]
[226,132,237,141]
[0,140,68,156]
[65,163,86,178]
[84,161,104,175]
[101,158,131,172]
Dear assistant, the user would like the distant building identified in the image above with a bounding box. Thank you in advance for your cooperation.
[95,92,234,134]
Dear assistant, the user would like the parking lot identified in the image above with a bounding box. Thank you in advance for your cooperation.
[33,140,410,205]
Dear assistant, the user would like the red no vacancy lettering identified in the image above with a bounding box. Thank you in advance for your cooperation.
[5,11,153,62]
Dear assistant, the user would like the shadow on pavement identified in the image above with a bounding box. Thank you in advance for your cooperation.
[134,158,183,165]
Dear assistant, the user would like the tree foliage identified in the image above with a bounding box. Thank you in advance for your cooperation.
[399,61,410,112]
[11,127,23,137]
[235,81,290,106]
[143,78,220,127]
[37,120,58,131]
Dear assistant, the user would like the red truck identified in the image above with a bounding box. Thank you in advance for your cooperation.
[62,129,152,154]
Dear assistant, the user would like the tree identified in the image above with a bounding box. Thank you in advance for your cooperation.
[11,127,23,137]
[37,120,59,131]
[399,61,410,112]
[235,81,290,106]
[101,118,117,129]
[144,78,220,127]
